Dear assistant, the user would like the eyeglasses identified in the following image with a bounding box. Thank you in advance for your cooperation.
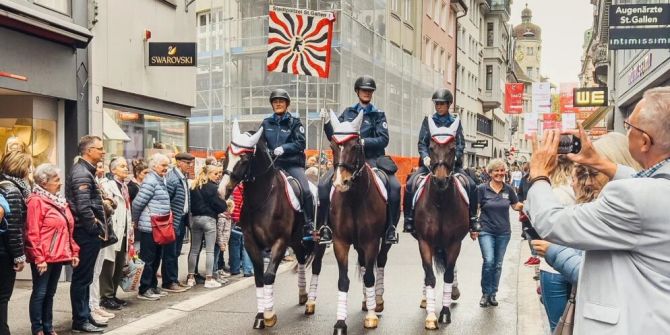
[90,146,105,151]
[623,120,654,145]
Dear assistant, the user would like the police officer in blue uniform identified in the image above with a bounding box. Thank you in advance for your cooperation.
[402,88,480,234]
[261,89,315,240]
[317,75,401,244]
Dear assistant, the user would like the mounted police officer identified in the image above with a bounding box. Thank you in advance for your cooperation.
[261,89,315,241]
[402,88,480,234]
[317,75,401,244]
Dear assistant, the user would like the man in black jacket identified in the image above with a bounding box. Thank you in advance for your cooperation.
[65,135,106,333]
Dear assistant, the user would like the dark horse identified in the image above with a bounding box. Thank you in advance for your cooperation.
[413,117,469,330]
[218,121,325,329]
[327,111,392,335]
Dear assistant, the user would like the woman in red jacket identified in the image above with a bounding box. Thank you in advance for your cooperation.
[25,163,80,335]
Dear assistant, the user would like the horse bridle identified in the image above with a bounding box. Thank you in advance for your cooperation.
[332,132,366,181]
[223,142,277,183]
[429,134,457,185]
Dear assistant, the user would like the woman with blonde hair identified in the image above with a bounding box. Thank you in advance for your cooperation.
[187,164,228,288]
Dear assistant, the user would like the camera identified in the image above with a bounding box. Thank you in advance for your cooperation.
[558,135,581,154]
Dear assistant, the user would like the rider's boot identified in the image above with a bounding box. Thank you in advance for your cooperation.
[302,201,316,242]
[385,206,399,245]
[403,190,416,234]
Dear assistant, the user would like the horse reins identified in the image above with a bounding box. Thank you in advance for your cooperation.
[332,132,366,183]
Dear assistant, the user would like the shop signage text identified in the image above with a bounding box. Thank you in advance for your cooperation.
[573,87,608,107]
[609,4,670,27]
[472,140,489,148]
[149,42,197,66]
[628,53,653,86]
[504,83,524,114]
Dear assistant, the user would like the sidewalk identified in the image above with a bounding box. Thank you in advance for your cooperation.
[7,242,276,335]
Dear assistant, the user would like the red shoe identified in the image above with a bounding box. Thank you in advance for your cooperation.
[524,257,540,266]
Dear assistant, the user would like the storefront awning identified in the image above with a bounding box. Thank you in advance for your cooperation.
[0,0,92,48]
[103,113,131,142]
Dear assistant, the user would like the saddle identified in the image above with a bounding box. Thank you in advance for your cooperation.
[279,171,315,212]
[412,173,469,207]
[329,165,388,202]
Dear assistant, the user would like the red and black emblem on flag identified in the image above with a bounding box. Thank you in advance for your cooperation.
[267,6,335,78]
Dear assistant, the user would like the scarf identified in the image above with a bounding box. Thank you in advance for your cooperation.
[2,174,31,198]
[114,176,131,209]
[33,185,67,208]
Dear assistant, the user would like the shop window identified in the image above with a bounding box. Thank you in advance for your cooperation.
[103,108,187,166]
[34,0,71,15]
[0,118,58,168]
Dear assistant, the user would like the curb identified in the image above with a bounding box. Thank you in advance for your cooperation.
[105,260,296,335]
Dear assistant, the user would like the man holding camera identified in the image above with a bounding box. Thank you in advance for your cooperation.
[526,86,670,334]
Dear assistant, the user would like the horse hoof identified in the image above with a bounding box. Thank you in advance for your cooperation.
[305,301,316,315]
[451,286,461,301]
[364,315,379,329]
[420,298,427,309]
[264,313,278,327]
[439,307,451,324]
[299,293,308,305]
[333,320,347,335]
[361,301,367,312]
[375,300,384,313]
[425,313,439,330]
[253,313,265,329]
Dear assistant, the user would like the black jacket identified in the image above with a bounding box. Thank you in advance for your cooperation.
[325,103,389,159]
[418,113,465,162]
[261,113,306,168]
[190,181,228,220]
[0,176,28,261]
[65,158,105,235]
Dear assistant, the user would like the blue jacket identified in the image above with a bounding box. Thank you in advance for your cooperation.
[544,244,583,285]
[165,167,189,225]
[131,171,172,233]
[418,113,465,163]
[261,112,306,168]
[325,103,389,159]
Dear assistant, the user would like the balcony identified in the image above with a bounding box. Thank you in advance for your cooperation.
[480,89,503,110]
[483,45,505,62]
[489,0,510,14]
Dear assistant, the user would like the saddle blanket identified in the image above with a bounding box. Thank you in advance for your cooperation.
[279,171,317,212]
[412,174,469,206]
[329,165,388,202]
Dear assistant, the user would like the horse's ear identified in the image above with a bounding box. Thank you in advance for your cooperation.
[428,115,439,135]
[329,109,341,129]
[448,117,460,136]
[232,119,241,139]
[351,110,364,132]
[249,126,263,145]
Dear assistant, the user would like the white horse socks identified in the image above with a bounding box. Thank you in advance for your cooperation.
[308,274,319,300]
[375,267,385,297]
[426,286,436,314]
[264,285,274,312]
[298,264,306,292]
[365,286,376,312]
[337,291,348,320]
[443,283,453,307]
[256,287,265,313]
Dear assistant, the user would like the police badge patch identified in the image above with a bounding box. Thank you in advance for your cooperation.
[382,122,388,129]
[299,126,305,133]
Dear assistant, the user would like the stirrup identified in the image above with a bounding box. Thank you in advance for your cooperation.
[317,226,333,245]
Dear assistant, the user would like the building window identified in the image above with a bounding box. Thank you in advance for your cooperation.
[449,10,456,36]
[477,114,493,136]
[526,66,533,78]
[199,13,207,27]
[486,65,493,91]
[447,53,453,82]
[404,0,413,23]
[527,47,534,55]
[440,3,447,29]
[391,0,399,13]
[486,22,494,46]
[34,0,71,15]
[433,43,439,70]
[440,48,445,73]
[425,37,432,66]
[433,0,440,23]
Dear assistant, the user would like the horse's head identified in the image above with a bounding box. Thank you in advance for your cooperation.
[428,116,460,190]
[329,110,365,192]
[218,120,264,200]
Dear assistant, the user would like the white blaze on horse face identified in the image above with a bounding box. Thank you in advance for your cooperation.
[218,152,241,199]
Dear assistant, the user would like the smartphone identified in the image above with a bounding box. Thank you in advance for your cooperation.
[557,135,581,154]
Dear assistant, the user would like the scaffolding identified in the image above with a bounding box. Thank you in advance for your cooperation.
[190,0,445,157]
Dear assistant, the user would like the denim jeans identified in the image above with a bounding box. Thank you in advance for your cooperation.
[213,244,226,273]
[188,216,217,276]
[229,229,253,275]
[139,232,162,294]
[70,229,101,327]
[540,270,572,332]
[478,232,511,296]
[30,263,63,334]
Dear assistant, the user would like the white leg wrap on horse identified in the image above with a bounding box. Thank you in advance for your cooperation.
[256,287,265,313]
[264,285,274,312]
[426,286,436,314]
[375,267,385,297]
[422,284,427,297]
[308,274,319,300]
[298,264,306,291]
[337,291,348,321]
[453,267,459,286]
[443,282,453,307]
[365,286,376,312]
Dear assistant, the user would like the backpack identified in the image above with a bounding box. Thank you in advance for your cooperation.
[0,181,12,235]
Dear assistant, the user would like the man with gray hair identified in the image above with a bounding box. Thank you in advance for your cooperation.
[65,135,106,333]
[527,86,670,334]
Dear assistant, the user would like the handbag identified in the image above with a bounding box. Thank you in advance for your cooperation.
[151,211,176,245]
[120,244,145,292]
[553,286,576,335]
[100,216,119,248]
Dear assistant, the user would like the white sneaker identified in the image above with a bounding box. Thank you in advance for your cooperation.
[90,311,109,324]
[204,279,222,289]
[186,277,196,287]
[218,269,231,278]
[215,277,229,285]
[94,307,115,319]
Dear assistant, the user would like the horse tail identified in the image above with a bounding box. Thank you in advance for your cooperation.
[434,247,447,274]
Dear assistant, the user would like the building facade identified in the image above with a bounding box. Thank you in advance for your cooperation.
[191,0,454,157]
[0,0,92,175]
[89,0,197,166]
[421,0,459,93]
[512,5,542,82]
